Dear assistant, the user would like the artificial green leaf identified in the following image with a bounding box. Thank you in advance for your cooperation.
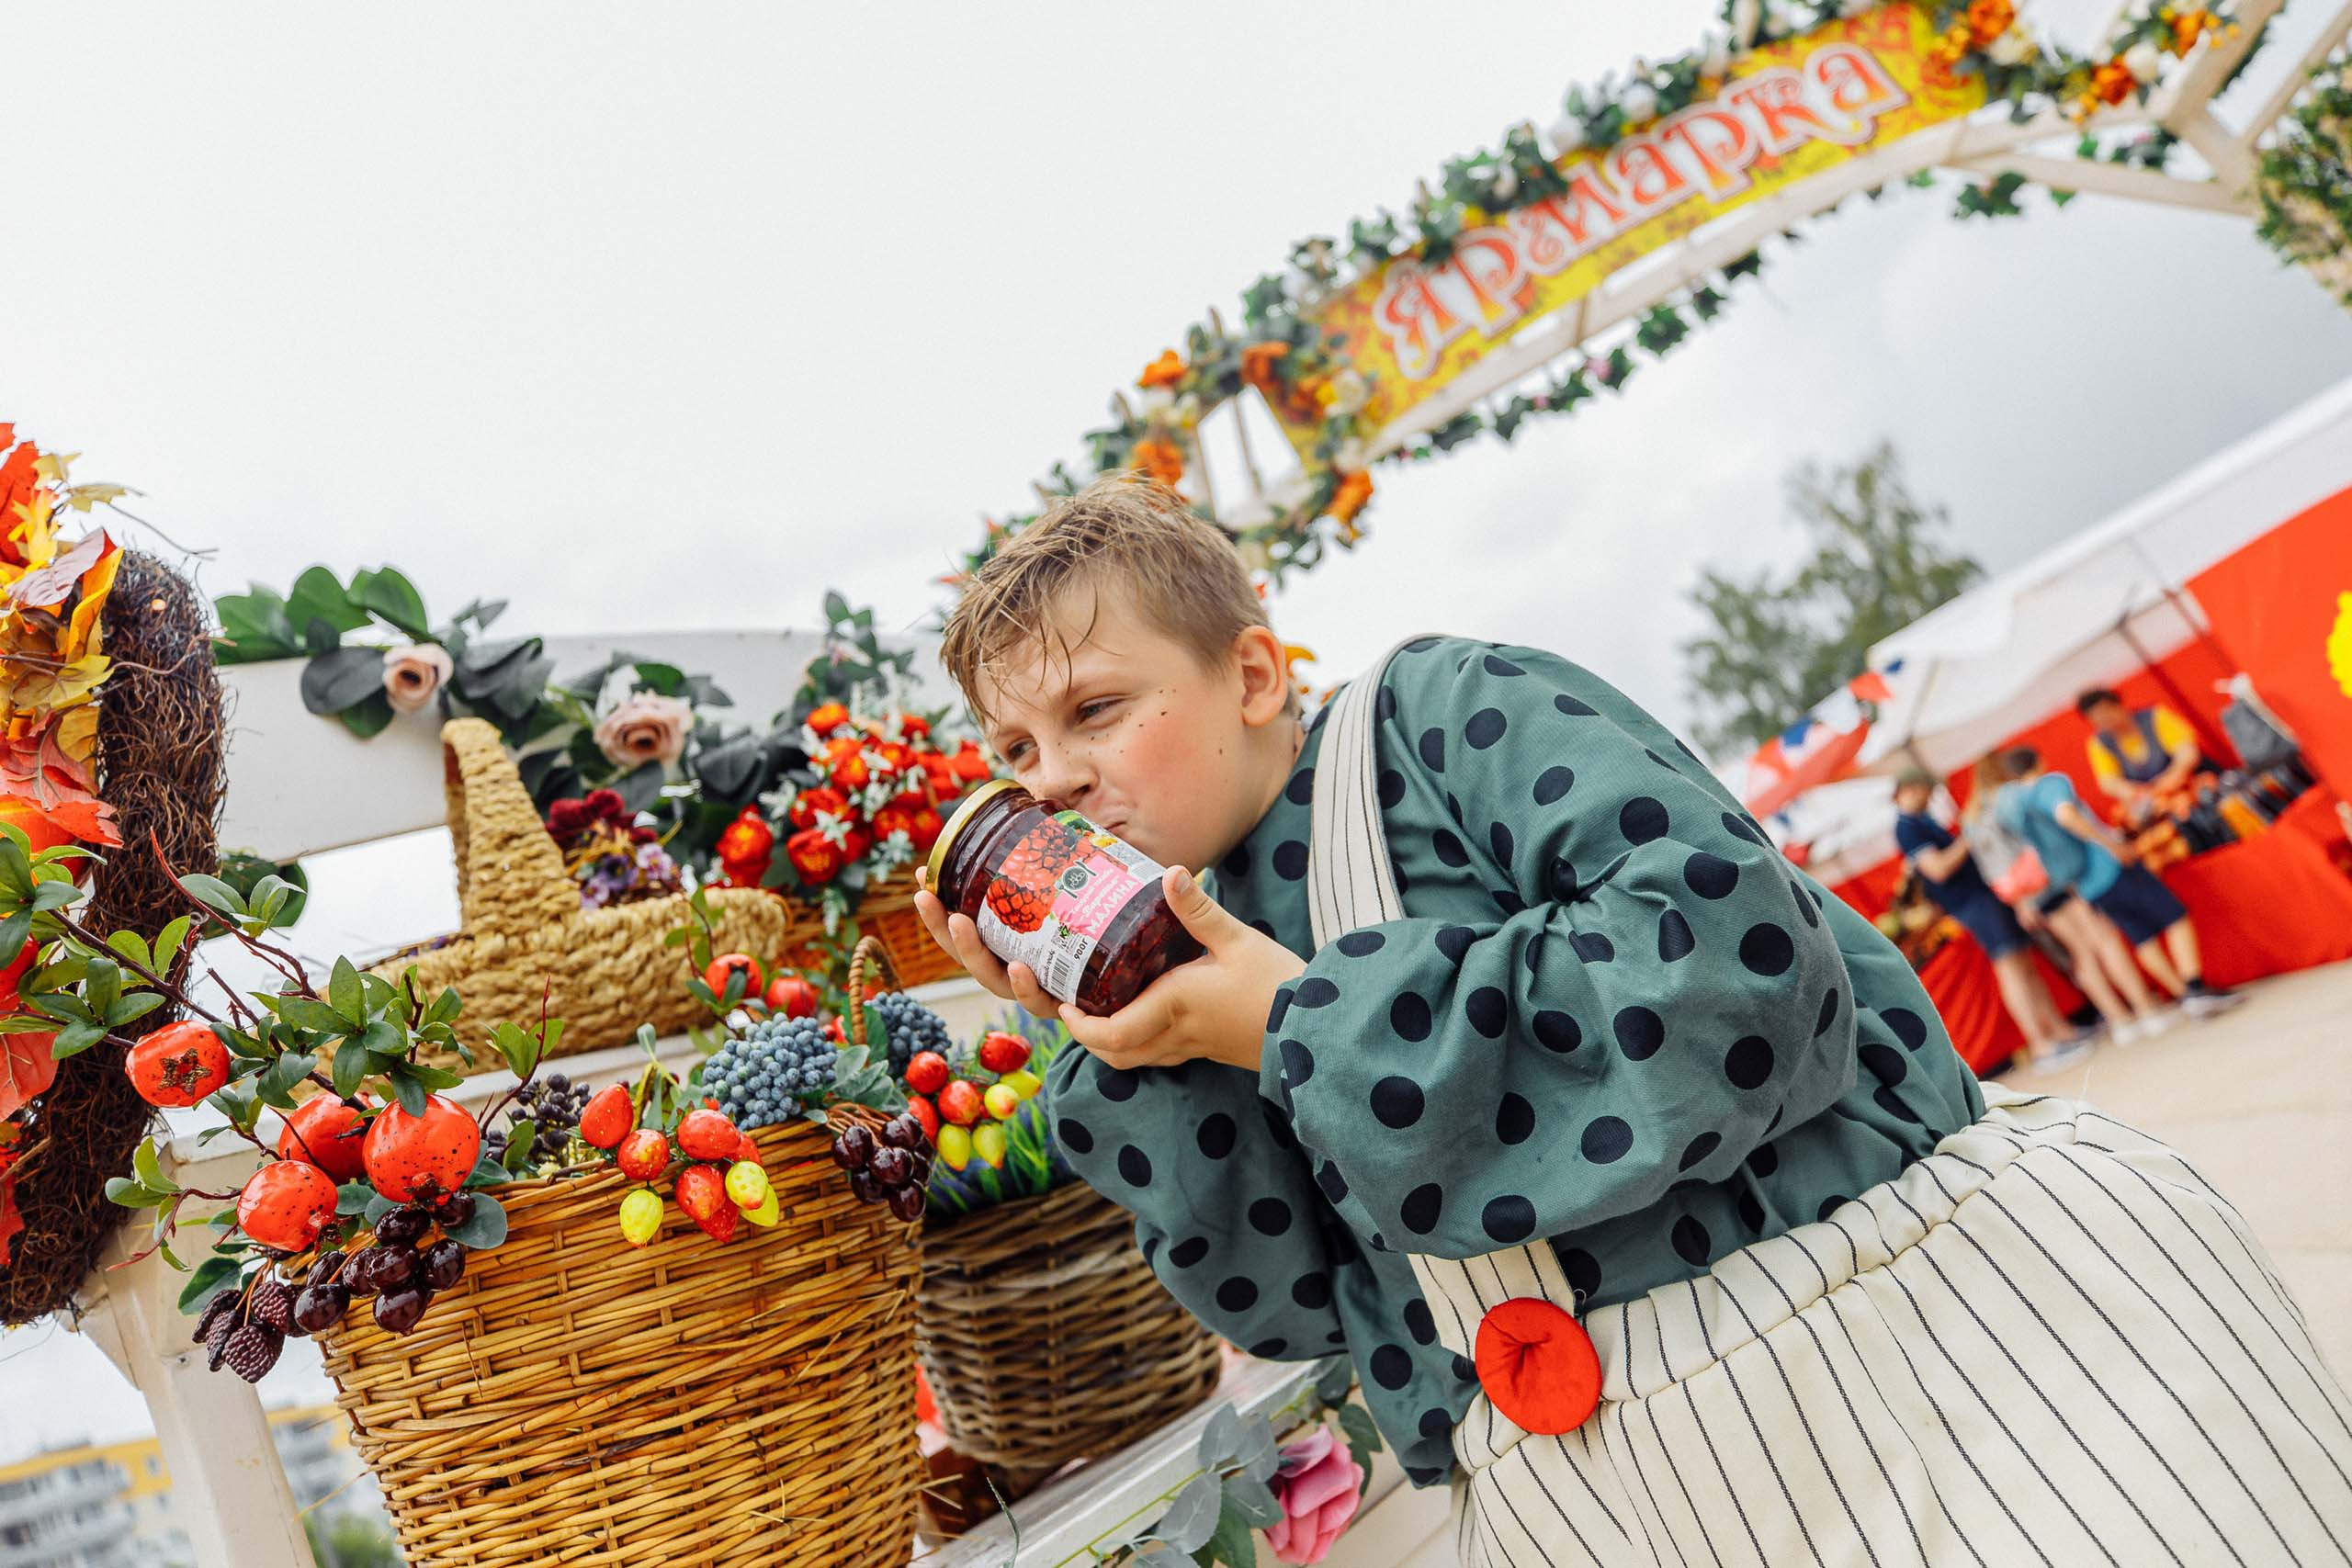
[104,1177,168,1209]
[442,1192,506,1249]
[405,1063,463,1090]
[0,1015,58,1035]
[1151,1473,1222,1553]
[336,1180,376,1216]
[177,874,247,919]
[362,1192,398,1227]
[51,1021,107,1058]
[257,1049,315,1106]
[177,1254,243,1314]
[105,993,166,1027]
[104,931,153,973]
[1224,1473,1282,1529]
[332,1038,370,1100]
[151,915,194,977]
[351,567,431,639]
[266,995,349,1035]
[358,1019,404,1060]
[133,1137,176,1193]
[1198,1404,1242,1468]
[424,985,462,1028]
[337,693,396,739]
[1195,1501,1259,1568]
[1233,1418,1278,1484]
[386,1063,428,1118]
[300,645,393,716]
[0,911,30,964]
[1338,1401,1385,1456]
[23,880,79,916]
[83,956,120,1020]
[465,1152,508,1189]
[287,566,370,638]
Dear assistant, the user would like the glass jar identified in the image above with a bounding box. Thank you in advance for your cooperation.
[925,779,1203,1015]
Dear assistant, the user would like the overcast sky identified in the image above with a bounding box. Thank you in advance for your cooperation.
[6,1,2350,1460]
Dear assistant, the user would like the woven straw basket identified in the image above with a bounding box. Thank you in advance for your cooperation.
[377,719,956,1069]
[319,1111,922,1568]
[916,1179,1222,1472]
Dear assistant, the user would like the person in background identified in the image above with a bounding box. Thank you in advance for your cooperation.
[1996,745,2245,1023]
[2078,686,2206,828]
[1893,768,2089,1072]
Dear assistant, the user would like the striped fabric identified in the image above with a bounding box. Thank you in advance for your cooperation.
[1311,639,2352,1568]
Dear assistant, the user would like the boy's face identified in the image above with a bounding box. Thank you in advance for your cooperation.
[2086,698,2131,738]
[969,584,1293,873]
[1894,783,1932,816]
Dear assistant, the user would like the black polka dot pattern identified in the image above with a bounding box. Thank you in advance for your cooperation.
[1286,768,1317,806]
[1465,708,1509,750]
[1534,766,1575,805]
[1419,1409,1454,1440]
[1117,1145,1152,1186]
[1679,1132,1721,1171]
[1434,926,1475,964]
[1571,931,1615,964]
[1293,1272,1331,1309]
[1390,993,1432,1042]
[1883,1007,1930,1050]
[1497,1093,1536,1144]
[1432,829,1470,867]
[1279,1040,1314,1089]
[1250,1197,1295,1235]
[1555,693,1599,716]
[1195,1114,1235,1160]
[1097,1064,1138,1101]
[1740,923,1795,976]
[1582,1117,1634,1163]
[1272,840,1309,879]
[1370,1077,1426,1129]
[1532,1010,1581,1053]
[1167,1235,1209,1269]
[1484,654,1525,677]
[1336,930,1385,957]
[1059,1117,1094,1155]
[1658,908,1696,962]
[1483,1195,1537,1244]
[1613,1006,1665,1061]
[1293,976,1340,1008]
[1860,1043,1906,1085]
[1404,1298,1437,1345]
[1556,1246,1603,1302]
[1400,1182,1445,1234]
[1684,852,1739,899]
[1419,728,1446,772]
[1316,1162,1349,1202]
[1671,1215,1712,1267]
[1371,1344,1414,1390]
[1378,770,1406,809]
[1724,1036,1776,1090]
[1217,1277,1259,1313]
[1489,822,1515,864]
[1464,987,1508,1038]
[1815,988,1842,1037]
[1620,797,1670,845]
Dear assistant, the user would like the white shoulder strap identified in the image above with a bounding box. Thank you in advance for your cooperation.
[1306,637,1427,947]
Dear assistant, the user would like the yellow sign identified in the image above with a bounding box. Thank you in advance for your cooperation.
[1300,3,1987,435]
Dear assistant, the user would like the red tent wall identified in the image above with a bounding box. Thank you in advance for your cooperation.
[2185,484,2352,795]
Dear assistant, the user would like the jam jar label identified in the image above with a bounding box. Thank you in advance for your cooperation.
[974,809,1166,1004]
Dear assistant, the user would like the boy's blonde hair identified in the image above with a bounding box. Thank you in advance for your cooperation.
[940,475,1277,728]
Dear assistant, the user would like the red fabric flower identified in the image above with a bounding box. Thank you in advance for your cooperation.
[584,788,628,823]
[788,786,849,832]
[805,702,851,736]
[547,799,591,839]
[786,828,845,885]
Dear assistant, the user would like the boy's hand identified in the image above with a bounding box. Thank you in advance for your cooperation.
[912,872,1063,1022]
[1057,867,1306,1073]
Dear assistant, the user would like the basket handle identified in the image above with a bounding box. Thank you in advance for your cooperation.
[845,934,902,1049]
[439,718,579,932]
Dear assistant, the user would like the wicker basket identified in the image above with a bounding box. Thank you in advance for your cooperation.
[318,1111,922,1568]
[377,719,957,1068]
[915,1179,1223,1472]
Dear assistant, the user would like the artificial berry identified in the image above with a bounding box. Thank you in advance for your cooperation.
[1000,1069,1045,1101]
[887,1185,927,1223]
[937,1081,984,1128]
[349,1244,417,1296]
[763,973,820,1018]
[431,1191,477,1229]
[733,1130,762,1164]
[904,1052,951,1097]
[616,1129,670,1182]
[192,1289,241,1346]
[374,1207,430,1247]
[306,1249,348,1289]
[878,1113,928,1151]
[977,1031,1031,1075]
[830,1124,876,1171]
[739,1185,781,1228]
[578,1084,634,1150]
[235,1161,340,1254]
[971,1123,1009,1169]
[936,1124,973,1172]
[360,1093,482,1204]
[277,1094,370,1182]
[292,1283,350,1335]
[248,1274,299,1336]
[373,1287,432,1337]
[904,1095,939,1144]
[983,1084,1021,1122]
[125,1021,232,1109]
[674,1164,729,1227]
[676,1108,741,1163]
[221,1321,285,1382]
[617,1189,663,1247]
[419,1239,467,1292]
[703,953,764,1001]
[870,1148,917,1189]
[849,1168,884,1204]
[724,1160,769,1211]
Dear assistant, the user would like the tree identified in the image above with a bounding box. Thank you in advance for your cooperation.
[306,1512,404,1568]
[1681,442,1984,757]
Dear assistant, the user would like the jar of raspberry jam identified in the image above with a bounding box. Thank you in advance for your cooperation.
[926,779,1203,1015]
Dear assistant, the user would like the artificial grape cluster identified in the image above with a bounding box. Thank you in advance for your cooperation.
[703,1017,838,1129]
[831,1112,932,1223]
[503,1073,588,1165]
[190,1190,475,1377]
[869,992,949,1081]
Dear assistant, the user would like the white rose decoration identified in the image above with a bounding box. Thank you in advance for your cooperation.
[1545,115,1587,155]
[2123,39,2165,82]
[1620,82,1661,123]
[1989,28,2036,65]
[380,643,453,715]
[594,693,694,770]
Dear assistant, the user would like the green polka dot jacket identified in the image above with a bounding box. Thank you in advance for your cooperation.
[1043,638,1986,1486]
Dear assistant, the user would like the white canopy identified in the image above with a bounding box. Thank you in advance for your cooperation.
[1856,375,2352,779]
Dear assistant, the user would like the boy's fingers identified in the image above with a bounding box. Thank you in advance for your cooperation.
[943,912,1019,1000]
[1004,962,1059,1020]
[1160,866,1244,951]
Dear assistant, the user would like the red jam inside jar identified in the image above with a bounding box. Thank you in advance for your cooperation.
[926,779,1203,1015]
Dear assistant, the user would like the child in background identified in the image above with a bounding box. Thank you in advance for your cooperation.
[916,478,2346,1564]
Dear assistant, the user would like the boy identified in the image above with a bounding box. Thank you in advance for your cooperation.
[1889,768,2085,1070]
[917,479,2346,1564]
[1995,746,2244,1020]
[2077,686,2206,828]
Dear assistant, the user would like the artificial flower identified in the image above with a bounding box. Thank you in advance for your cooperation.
[1263,1426,1364,1564]
[1136,350,1187,389]
[380,643,453,715]
[594,693,693,770]
[1133,436,1186,489]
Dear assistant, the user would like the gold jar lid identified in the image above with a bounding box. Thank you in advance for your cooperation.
[924,776,1022,897]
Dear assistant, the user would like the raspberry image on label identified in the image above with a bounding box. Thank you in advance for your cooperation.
[986,816,1088,933]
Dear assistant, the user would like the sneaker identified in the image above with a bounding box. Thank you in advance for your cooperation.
[2138,1007,2183,1038]
[2028,1033,2098,1076]
[2108,1018,2145,1046]
[2182,985,2247,1019]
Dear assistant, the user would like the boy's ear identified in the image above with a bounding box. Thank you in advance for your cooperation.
[1232,626,1292,728]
